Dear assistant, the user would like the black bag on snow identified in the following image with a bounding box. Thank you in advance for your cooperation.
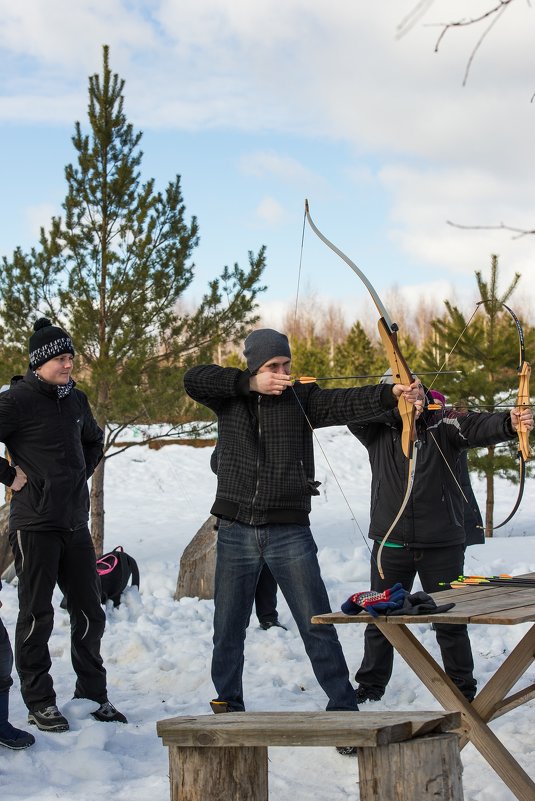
[60,545,139,609]
[97,546,140,607]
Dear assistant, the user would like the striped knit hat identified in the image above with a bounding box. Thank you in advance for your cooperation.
[29,318,75,369]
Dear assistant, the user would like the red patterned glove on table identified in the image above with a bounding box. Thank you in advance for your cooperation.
[341,583,407,617]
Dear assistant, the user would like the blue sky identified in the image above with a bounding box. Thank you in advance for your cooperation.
[1,0,534,328]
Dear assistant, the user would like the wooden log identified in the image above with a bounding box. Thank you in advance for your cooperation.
[168,745,268,801]
[358,733,464,801]
[175,516,217,601]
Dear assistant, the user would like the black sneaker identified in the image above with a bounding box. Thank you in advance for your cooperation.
[259,620,288,631]
[336,746,358,756]
[355,685,384,704]
[0,722,36,750]
[28,704,69,732]
[91,701,127,723]
[210,700,233,714]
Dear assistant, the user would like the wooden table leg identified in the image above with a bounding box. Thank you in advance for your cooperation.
[168,744,269,801]
[472,622,535,723]
[375,622,535,801]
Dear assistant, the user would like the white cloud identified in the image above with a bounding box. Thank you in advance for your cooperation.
[1,0,535,310]
[239,151,317,184]
[255,196,285,226]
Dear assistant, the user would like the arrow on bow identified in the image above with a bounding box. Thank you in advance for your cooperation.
[294,370,462,385]
[304,199,420,578]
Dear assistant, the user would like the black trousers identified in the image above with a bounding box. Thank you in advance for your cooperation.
[254,564,278,625]
[0,619,14,694]
[9,526,107,711]
[355,542,477,700]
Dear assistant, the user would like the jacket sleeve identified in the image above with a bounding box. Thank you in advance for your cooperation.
[0,395,18,486]
[305,382,397,429]
[184,365,250,414]
[81,396,104,478]
[448,410,516,449]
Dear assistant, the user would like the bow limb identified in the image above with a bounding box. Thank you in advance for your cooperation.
[475,301,531,530]
[304,200,419,579]
[305,200,417,458]
[378,318,417,459]
[493,359,531,530]
[376,326,419,578]
[376,445,419,579]
[514,359,531,462]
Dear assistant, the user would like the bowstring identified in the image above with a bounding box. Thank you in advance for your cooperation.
[293,209,307,330]
[425,300,529,531]
[294,208,375,562]
[289,384,375,561]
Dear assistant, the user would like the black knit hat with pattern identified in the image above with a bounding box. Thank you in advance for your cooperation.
[29,318,75,370]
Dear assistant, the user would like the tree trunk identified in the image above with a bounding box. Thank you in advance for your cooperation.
[485,448,494,537]
[175,516,217,600]
[90,458,106,557]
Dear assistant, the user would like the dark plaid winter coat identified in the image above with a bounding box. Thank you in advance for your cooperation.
[184,365,396,526]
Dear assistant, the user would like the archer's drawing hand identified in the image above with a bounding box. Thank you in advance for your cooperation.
[250,372,293,396]
[10,465,27,491]
[511,407,534,432]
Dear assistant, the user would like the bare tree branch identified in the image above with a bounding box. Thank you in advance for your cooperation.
[447,220,535,239]
[400,0,522,84]
[434,2,512,85]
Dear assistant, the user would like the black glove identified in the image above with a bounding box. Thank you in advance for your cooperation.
[387,590,455,616]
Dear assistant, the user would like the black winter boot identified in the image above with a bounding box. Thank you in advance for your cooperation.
[0,690,35,749]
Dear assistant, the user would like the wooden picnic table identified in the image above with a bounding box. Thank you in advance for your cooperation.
[312,574,535,801]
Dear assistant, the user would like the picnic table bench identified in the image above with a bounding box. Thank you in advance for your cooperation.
[157,709,463,800]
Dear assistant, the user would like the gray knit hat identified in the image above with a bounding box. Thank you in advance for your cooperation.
[29,318,75,369]
[243,329,291,374]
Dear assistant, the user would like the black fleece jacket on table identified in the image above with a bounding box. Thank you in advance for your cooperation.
[348,405,516,549]
[0,369,103,532]
[184,365,398,526]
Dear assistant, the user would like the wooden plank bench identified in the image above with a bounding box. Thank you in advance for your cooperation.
[156,710,464,801]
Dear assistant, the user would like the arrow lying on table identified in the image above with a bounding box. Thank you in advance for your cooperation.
[440,575,535,588]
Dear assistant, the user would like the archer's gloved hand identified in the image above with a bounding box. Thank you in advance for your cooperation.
[341,583,407,617]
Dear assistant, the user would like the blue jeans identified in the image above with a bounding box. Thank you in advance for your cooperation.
[212,520,357,711]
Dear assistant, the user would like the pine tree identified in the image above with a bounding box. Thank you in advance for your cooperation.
[0,47,265,554]
[332,321,378,386]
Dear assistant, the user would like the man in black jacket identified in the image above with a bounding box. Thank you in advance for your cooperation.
[184,328,422,715]
[349,377,533,703]
[0,318,126,732]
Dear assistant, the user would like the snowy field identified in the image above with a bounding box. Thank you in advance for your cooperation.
[1,426,534,800]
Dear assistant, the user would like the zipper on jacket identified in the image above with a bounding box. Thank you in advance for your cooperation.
[250,395,262,524]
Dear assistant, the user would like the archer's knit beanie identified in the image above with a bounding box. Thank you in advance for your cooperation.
[429,389,446,406]
[243,329,291,374]
[29,318,75,369]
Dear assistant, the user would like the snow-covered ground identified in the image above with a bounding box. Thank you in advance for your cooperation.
[1,426,534,800]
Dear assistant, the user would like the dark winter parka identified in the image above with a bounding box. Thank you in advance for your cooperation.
[348,405,516,549]
[184,365,397,526]
[0,369,103,532]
